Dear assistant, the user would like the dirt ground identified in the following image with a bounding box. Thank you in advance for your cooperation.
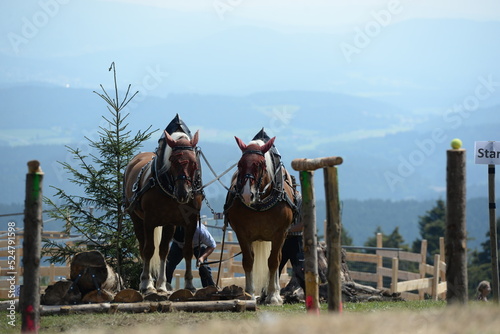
[70,304,500,334]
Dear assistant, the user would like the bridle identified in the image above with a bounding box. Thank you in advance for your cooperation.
[153,141,201,201]
[237,149,270,203]
[169,145,197,184]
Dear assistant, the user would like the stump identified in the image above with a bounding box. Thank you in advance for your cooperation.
[70,250,122,294]
[81,289,114,303]
[194,286,219,300]
[40,280,81,305]
[218,285,250,300]
[113,289,144,303]
[143,292,169,302]
[169,289,194,302]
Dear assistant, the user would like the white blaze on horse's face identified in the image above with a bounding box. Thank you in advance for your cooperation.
[235,136,276,206]
[164,130,199,204]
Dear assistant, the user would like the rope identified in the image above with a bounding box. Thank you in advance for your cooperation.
[198,149,236,191]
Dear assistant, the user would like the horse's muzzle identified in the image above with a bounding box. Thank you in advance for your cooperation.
[174,181,193,204]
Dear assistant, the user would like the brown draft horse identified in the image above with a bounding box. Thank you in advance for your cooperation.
[123,119,202,294]
[224,132,298,305]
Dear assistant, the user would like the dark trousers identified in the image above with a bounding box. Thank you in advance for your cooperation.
[166,242,215,287]
[279,235,305,289]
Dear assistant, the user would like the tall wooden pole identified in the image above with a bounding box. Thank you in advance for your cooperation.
[446,149,467,304]
[292,156,343,313]
[21,160,43,333]
[488,164,499,302]
[299,170,320,313]
[324,166,342,312]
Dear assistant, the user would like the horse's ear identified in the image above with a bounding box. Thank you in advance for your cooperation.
[164,130,176,148]
[260,136,276,154]
[234,136,247,152]
[191,130,199,147]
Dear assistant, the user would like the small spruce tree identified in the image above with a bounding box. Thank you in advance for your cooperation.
[43,63,155,287]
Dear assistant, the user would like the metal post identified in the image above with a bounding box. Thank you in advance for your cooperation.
[488,164,499,303]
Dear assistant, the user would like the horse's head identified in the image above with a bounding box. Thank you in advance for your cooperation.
[164,130,200,204]
[234,136,276,206]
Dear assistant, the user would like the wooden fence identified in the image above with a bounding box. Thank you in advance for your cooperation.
[345,233,447,300]
[0,229,72,299]
[0,230,445,301]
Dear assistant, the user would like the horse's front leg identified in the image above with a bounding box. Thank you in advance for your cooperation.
[139,226,156,294]
[156,225,174,292]
[265,241,284,305]
[183,242,195,292]
[240,241,255,299]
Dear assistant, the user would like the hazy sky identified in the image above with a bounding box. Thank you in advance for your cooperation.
[106,0,500,28]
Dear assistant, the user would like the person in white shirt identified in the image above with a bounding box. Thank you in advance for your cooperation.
[166,224,216,288]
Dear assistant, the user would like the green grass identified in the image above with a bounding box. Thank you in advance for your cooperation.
[0,300,448,334]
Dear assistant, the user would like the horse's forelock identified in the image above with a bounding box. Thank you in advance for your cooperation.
[242,140,274,181]
[163,132,192,169]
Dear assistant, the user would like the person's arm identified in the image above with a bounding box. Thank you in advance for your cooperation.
[197,225,217,264]
[288,219,304,234]
[198,246,215,263]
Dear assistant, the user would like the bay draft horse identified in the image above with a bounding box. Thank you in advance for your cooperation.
[124,128,201,294]
[225,135,297,305]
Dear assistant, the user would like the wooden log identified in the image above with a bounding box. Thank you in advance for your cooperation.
[40,300,255,315]
[113,289,143,303]
[21,160,43,333]
[143,292,169,302]
[217,285,249,300]
[40,280,81,305]
[59,303,111,315]
[194,285,219,300]
[170,300,255,312]
[70,250,121,294]
[81,289,114,303]
[324,166,342,312]
[299,170,320,313]
[108,302,152,314]
[291,156,343,171]
[169,289,194,301]
[446,149,468,304]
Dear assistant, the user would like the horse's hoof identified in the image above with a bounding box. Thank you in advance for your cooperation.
[140,287,157,295]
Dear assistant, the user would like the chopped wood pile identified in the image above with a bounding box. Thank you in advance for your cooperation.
[40,243,404,315]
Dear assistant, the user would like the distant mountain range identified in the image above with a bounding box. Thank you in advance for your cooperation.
[1,13,500,252]
[1,84,499,204]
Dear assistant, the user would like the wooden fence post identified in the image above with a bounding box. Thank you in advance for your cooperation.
[292,156,343,313]
[419,239,428,299]
[376,233,383,289]
[21,160,44,333]
[324,166,342,312]
[446,148,467,304]
[391,257,399,294]
[298,170,319,312]
[432,254,440,301]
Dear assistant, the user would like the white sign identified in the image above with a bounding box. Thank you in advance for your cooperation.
[475,141,500,165]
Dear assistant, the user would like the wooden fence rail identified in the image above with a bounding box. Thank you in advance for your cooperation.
[1,230,445,301]
[345,233,446,300]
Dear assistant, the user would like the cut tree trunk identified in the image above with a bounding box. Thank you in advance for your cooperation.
[70,250,122,295]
